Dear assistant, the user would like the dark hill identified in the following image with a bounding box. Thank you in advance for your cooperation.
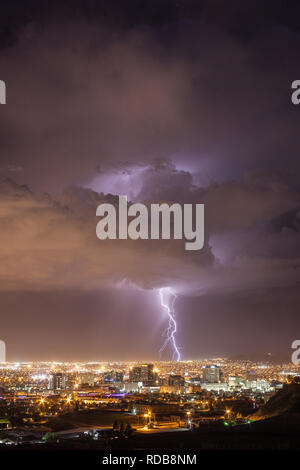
[255,383,300,418]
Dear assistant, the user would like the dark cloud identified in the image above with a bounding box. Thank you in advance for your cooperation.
[0,12,300,359]
[0,174,299,298]
[1,18,300,193]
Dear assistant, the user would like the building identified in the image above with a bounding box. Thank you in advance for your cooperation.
[256,380,272,392]
[48,373,67,391]
[202,365,221,384]
[228,376,243,388]
[134,403,180,415]
[103,370,123,383]
[201,383,229,392]
[246,370,257,380]
[245,370,258,389]
[168,375,185,386]
[188,376,201,385]
[160,385,185,394]
[244,378,272,392]
[121,382,140,392]
[129,364,154,385]
[187,384,202,394]
[78,372,95,386]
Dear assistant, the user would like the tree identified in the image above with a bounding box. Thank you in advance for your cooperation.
[113,420,119,431]
[125,422,133,436]
[119,421,125,435]
[42,432,58,442]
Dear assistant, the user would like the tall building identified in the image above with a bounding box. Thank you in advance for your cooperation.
[129,364,154,385]
[48,373,67,391]
[103,370,123,383]
[168,375,185,386]
[78,372,95,386]
[202,365,221,383]
[245,370,257,389]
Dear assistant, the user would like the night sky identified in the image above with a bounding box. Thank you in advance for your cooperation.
[0,1,300,361]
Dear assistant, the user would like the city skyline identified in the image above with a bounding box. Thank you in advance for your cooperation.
[0,355,299,451]
[2,1,300,456]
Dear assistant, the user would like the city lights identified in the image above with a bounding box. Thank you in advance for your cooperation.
[0,358,297,449]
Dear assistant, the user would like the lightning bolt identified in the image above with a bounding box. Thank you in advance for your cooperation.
[159,287,181,362]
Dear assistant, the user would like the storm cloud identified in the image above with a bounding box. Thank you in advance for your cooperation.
[1,9,300,359]
[0,169,299,298]
[0,18,300,193]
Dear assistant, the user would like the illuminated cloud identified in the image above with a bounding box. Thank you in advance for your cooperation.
[0,175,298,296]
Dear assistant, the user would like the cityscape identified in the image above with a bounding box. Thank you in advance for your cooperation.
[0,358,300,449]
[1,0,300,461]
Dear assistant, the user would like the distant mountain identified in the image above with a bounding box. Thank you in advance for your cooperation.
[229,353,288,363]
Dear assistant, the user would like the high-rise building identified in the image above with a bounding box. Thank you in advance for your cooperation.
[202,365,221,384]
[129,364,154,385]
[48,373,67,391]
[245,370,257,389]
[168,375,185,386]
[78,372,95,386]
[103,370,123,383]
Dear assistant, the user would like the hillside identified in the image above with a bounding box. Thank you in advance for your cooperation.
[255,383,300,418]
